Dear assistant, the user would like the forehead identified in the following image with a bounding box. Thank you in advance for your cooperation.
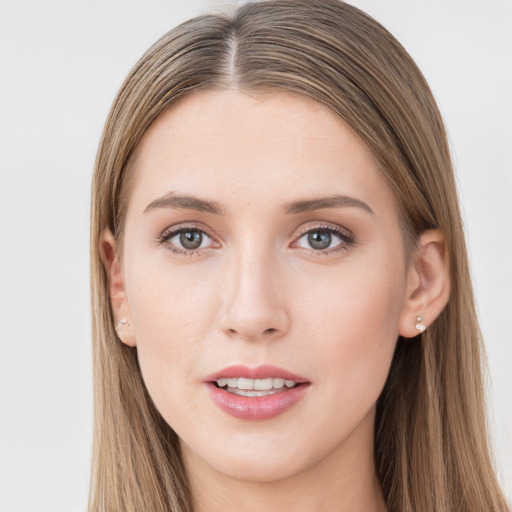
[127,89,396,217]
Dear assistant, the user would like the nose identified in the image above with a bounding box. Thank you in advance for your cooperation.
[219,246,290,342]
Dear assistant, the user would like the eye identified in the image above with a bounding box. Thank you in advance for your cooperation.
[160,226,217,254]
[293,226,353,252]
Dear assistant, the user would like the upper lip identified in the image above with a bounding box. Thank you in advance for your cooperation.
[203,364,309,383]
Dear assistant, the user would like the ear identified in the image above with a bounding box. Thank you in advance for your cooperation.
[398,229,450,338]
[100,229,136,347]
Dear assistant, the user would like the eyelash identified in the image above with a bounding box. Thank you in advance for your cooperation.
[293,224,355,255]
[158,223,218,256]
[158,223,355,256]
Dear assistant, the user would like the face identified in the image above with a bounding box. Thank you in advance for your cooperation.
[114,90,412,483]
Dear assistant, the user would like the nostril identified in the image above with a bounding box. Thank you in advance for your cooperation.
[225,326,279,339]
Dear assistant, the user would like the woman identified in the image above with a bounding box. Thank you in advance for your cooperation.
[89,1,510,510]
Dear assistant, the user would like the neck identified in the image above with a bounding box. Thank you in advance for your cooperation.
[182,409,387,512]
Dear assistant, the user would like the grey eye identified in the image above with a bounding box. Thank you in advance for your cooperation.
[163,228,214,252]
[294,227,348,252]
[307,230,332,250]
[179,229,203,249]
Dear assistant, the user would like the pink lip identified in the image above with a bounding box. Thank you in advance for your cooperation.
[204,365,311,421]
[203,364,309,383]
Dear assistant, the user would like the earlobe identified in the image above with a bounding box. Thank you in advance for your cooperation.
[398,229,450,339]
[100,229,136,347]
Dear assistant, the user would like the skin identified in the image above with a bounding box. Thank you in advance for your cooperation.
[102,90,450,512]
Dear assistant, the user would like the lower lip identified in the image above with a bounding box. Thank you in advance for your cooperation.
[205,383,310,420]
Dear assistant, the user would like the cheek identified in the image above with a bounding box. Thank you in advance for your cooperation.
[294,253,405,405]
[128,255,221,334]
[125,259,222,408]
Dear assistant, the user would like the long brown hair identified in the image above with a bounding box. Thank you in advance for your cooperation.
[89,1,510,510]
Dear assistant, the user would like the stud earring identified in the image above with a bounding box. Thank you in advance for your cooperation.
[115,318,129,332]
[415,316,426,333]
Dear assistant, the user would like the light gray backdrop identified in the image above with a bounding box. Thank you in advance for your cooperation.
[0,1,510,510]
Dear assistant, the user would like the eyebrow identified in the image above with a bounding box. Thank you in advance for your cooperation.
[144,192,373,216]
[144,192,225,215]
[282,195,374,215]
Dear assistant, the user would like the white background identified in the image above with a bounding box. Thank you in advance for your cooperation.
[0,1,510,510]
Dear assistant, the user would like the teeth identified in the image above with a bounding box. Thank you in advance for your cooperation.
[254,378,273,390]
[229,388,283,397]
[215,377,298,392]
[238,378,253,390]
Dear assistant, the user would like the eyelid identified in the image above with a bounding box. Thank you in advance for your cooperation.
[156,221,354,255]
[294,222,353,239]
[158,222,221,252]
[291,222,355,254]
[159,222,216,240]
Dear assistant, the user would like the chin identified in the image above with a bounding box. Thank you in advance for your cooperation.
[181,431,326,485]
[211,453,309,484]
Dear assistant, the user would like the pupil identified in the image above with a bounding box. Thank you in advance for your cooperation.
[180,230,202,249]
[308,230,331,250]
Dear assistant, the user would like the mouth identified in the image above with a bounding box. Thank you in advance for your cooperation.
[204,365,310,420]
[213,377,301,397]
